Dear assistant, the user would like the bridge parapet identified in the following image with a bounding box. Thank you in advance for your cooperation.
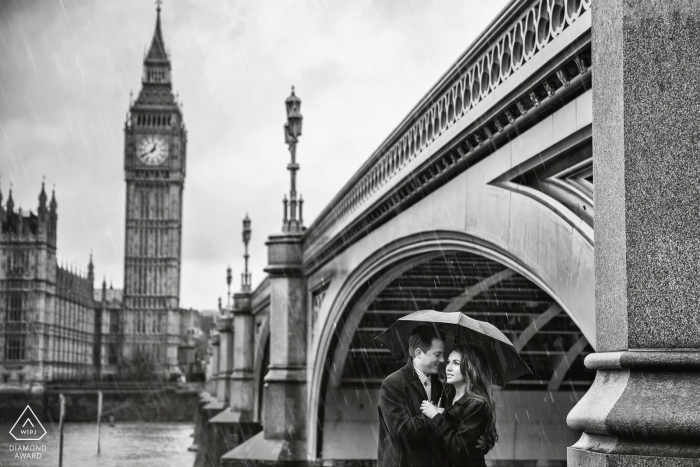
[303,0,591,269]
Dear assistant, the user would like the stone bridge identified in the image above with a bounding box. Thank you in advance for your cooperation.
[202,0,700,464]
[202,1,599,466]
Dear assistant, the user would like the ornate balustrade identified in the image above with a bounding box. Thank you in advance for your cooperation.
[303,0,591,271]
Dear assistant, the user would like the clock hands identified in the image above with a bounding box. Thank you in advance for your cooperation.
[138,143,158,160]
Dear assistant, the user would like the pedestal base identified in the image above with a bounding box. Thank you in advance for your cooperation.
[568,446,700,467]
[221,431,306,467]
[567,351,700,462]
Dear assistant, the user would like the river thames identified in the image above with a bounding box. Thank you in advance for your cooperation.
[0,422,195,467]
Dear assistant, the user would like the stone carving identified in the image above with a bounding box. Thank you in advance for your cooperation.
[557,69,570,87]
[544,82,555,97]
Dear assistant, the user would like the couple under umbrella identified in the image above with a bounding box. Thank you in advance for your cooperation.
[375,310,530,467]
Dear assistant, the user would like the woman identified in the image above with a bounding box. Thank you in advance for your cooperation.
[420,343,497,467]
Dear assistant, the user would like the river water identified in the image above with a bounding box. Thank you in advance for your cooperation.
[0,422,195,467]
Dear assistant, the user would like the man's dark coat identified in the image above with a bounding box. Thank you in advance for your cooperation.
[377,360,447,467]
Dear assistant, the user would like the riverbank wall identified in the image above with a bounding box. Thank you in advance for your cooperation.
[0,382,202,423]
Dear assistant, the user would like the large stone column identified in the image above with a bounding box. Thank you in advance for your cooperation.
[207,333,220,397]
[229,290,259,427]
[216,316,234,404]
[219,291,263,467]
[207,315,236,467]
[567,1,700,464]
[196,333,223,467]
[222,232,307,466]
[203,332,225,411]
[262,232,307,446]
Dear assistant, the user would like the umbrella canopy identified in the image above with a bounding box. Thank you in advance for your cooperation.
[375,310,531,387]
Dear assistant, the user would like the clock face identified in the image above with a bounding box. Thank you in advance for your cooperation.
[136,135,168,165]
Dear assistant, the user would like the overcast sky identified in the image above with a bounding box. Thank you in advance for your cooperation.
[1,0,508,311]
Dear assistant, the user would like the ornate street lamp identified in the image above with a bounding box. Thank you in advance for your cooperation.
[241,214,252,291]
[226,265,232,309]
[283,86,303,232]
[285,88,302,141]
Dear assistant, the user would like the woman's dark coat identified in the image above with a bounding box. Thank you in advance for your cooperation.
[377,360,447,467]
[426,390,490,467]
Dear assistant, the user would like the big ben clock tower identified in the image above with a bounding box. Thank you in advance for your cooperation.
[122,3,185,375]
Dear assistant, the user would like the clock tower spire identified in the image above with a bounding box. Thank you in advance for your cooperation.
[122,2,187,377]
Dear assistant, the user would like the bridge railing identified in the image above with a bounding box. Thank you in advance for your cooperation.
[303,0,591,262]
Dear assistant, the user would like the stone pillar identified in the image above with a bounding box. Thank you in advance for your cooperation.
[218,291,262,467]
[197,333,224,467]
[216,316,234,404]
[208,333,220,397]
[566,1,700,463]
[206,315,235,467]
[222,232,307,466]
[229,290,258,425]
[263,233,307,443]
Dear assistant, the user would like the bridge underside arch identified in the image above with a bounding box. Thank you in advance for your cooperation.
[318,248,592,465]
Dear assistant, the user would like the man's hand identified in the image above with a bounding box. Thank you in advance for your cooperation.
[476,434,487,450]
[420,400,440,419]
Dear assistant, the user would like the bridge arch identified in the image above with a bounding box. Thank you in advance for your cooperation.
[309,231,592,462]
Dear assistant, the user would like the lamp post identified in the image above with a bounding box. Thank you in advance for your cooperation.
[241,214,252,291]
[226,265,232,309]
[283,86,303,232]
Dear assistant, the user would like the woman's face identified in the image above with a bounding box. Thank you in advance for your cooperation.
[445,350,466,385]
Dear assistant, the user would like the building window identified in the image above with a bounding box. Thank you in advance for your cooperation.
[108,343,118,365]
[109,310,119,334]
[7,250,29,276]
[6,292,22,322]
[5,335,25,361]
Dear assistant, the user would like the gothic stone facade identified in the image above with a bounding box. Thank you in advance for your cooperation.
[0,186,97,386]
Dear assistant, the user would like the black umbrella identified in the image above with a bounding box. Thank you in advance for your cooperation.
[375,309,531,387]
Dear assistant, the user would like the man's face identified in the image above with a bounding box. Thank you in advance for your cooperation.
[414,338,444,375]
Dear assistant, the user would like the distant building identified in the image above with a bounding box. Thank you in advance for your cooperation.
[94,282,123,378]
[120,3,188,377]
[1,7,195,387]
[0,185,97,386]
[198,309,218,338]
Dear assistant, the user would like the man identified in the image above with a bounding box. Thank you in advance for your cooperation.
[377,325,447,467]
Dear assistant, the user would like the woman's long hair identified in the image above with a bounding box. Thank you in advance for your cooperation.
[454,343,498,450]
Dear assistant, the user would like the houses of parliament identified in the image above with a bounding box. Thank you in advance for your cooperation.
[0,6,194,386]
